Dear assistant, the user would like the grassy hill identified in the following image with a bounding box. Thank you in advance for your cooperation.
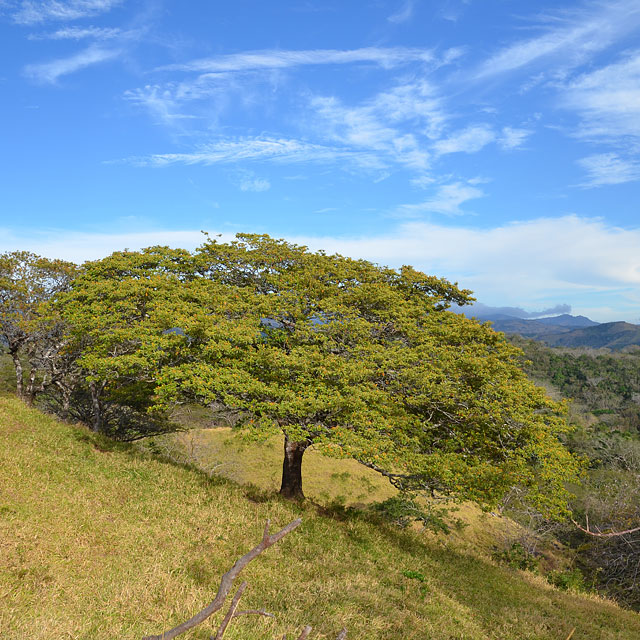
[2,396,640,639]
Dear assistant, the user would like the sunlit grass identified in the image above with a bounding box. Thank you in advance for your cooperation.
[2,396,640,639]
[146,427,396,506]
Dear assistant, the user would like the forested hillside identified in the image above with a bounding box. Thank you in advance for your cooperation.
[506,337,640,607]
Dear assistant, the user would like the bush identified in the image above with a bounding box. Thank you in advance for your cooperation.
[493,542,539,572]
[547,568,587,592]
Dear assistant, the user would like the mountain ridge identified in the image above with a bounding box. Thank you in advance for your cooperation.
[464,311,640,350]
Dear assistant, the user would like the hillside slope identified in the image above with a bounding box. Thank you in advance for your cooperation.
[2,396,640,639]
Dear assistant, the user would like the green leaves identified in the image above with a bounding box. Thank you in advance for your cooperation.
[57,235,581,515]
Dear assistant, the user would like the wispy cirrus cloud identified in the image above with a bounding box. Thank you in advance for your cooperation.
[433,125,495,155]
[394,181,485,216]
[308,79,446,172]
[13,0,123,25]
[431,125,532,155]
[24,43,120,83]
[125,73,246,127]
[498,126,532,150]
[388,0,415,24]
[28,25,125,40]
[578,153,640,186]
[160,46,435,73]
[235,170,271,192]
[563,50,640,141]
[122,137,384,170]
[472,0,640,81]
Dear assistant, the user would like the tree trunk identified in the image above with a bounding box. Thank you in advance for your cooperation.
[280,436,308,500]
[25,368,37,406]
[10,349,24,400]
[89,381,104,433]
[59,385,71,420]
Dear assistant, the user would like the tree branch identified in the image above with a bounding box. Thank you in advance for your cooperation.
[142,518,301,640]
[572,518,640,538]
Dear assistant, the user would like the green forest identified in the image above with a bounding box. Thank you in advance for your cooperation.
[2,237,640,638]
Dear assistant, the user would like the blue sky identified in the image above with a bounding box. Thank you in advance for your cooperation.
[1,1,639,322]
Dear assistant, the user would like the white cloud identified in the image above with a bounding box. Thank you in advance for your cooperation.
[498,127,532,150]
[563,50,640,141]
[309,80,445,172]
[433,125,494,155]
[237,174,271,192]
[5,215,638,322]
[578,153,640,186]
[388,0,415,24]
[122,137,384,170]
[125,83,209,126]
[472,0,640,81]
[410,175,435,189]
[395,181,485,216]
[0,229,221,263]
[161,46,435,74]
[291,215,640,322]
[24,44,119,83]
[13,0,123,24]
[28,25,124,40]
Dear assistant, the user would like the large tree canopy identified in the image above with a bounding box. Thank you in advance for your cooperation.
[60,235,581,516]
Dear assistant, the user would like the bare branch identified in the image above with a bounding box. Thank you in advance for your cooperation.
[142,518,302,640]
[212,581,248,640]
[335,630,347,640]
[572,518,640,538]
[296,626,313,640]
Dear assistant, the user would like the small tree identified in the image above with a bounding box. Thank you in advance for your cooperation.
[0,251,77,404]
[59,246,200,437]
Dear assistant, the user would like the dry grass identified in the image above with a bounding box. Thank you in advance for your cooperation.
[144,429,555,562]
[145,427,396,506]
[2,395,640,639]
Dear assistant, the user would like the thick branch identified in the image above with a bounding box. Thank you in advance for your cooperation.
[142,518,301,640]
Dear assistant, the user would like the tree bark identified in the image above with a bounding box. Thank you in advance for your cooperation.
[280,436,308,499]
[56,381,71,420]
[89,381,104,433]
[10,349,24,400]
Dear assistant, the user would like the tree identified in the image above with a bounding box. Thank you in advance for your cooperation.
[58,246,197,437]
[59,235,581,515]
[0,251,78,404]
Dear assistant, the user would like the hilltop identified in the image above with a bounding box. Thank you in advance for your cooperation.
[2,396,640,639]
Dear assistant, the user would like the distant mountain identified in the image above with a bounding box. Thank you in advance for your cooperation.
[534,314,600,328]
[487,317,574,338]
[477,313,640,351]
